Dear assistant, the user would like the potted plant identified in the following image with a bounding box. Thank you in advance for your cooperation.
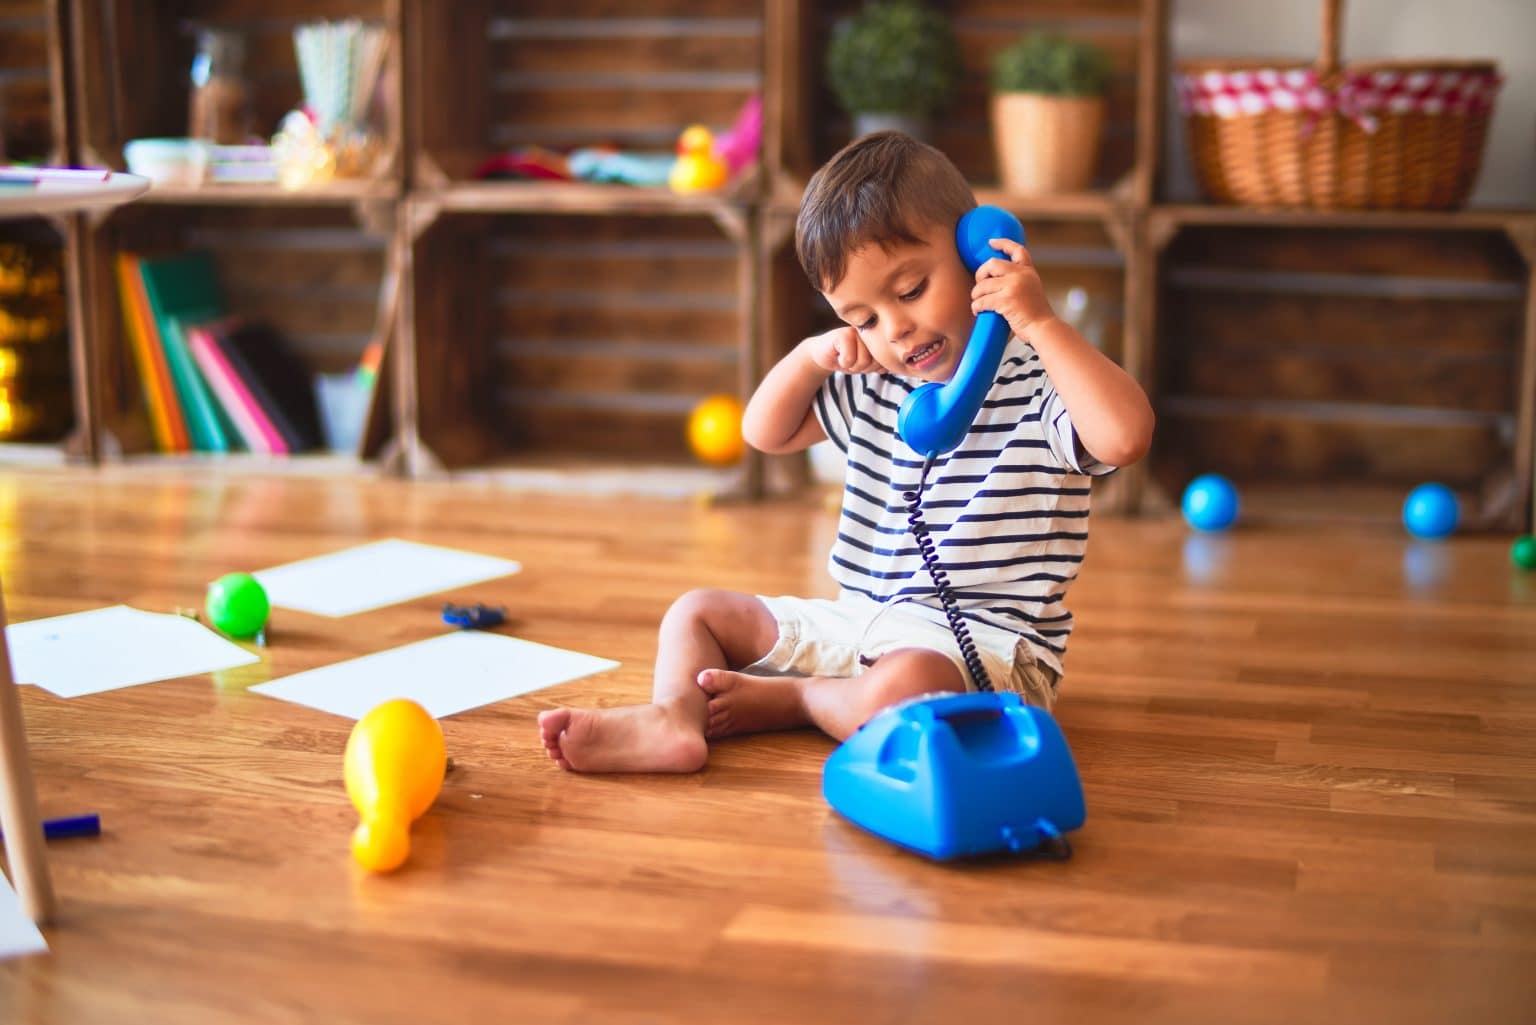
[826,1,960,141]
[990,32,1113,194]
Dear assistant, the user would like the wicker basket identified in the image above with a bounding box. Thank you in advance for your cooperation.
[1176,0,1502,210]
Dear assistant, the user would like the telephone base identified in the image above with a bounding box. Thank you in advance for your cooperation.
[822,691,1085,861]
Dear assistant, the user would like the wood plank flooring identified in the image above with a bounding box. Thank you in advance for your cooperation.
[0,466,1533,1024]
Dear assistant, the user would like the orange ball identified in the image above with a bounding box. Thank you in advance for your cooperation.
[687,394,745,466]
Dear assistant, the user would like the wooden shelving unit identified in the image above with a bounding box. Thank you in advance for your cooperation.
[4,0,1529,528]
[0,1,91,462]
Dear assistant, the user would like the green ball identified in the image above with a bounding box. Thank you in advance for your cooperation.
[1513,535,1536,571]
[206,572,270,639]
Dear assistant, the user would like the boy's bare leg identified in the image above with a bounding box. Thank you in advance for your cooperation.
[699,647,965,742]
[537,589,778,773]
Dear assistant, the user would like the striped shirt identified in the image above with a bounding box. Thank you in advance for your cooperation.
[812,337,1115,676]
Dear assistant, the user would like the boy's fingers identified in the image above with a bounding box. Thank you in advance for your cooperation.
[975,257,1015,280]
[988,238,1030,263]
[990,239,1033,266]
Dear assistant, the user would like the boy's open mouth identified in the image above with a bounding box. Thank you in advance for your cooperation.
[906,339,944,370]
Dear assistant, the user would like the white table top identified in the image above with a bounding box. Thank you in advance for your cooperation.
[0,171,149,219]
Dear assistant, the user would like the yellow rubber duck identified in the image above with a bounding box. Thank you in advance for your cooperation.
[668,125,729,194]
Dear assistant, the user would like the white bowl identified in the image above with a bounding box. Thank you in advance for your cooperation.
[123,138,211,186]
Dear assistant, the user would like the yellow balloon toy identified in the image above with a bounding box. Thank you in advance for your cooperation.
[344,698,446,873]
[687,394,746,466]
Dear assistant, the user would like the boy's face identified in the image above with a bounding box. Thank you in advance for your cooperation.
[821,220,976,383]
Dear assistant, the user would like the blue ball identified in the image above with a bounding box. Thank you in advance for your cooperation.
[1181,474,1239,532]
[1402,483,1459,539]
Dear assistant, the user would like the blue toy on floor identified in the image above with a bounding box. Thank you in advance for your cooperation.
[823,206,1087,861]
[823,691,1085,860]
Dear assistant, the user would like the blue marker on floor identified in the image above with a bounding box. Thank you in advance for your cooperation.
[0,813,101,841]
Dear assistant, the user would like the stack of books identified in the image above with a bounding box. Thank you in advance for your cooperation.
[115,250,327,455]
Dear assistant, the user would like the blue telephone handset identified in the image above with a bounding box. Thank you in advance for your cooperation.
[895,205,1026,459]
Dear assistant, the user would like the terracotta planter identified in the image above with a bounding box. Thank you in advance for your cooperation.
[990,93,1105,194]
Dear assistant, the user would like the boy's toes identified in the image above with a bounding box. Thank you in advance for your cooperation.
[696,668,740,696]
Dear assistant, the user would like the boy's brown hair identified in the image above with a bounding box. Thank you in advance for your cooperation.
[795,131,976,292]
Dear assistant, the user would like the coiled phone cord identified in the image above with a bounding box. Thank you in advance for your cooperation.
[904,456,992,693]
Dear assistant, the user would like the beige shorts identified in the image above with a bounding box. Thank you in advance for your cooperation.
[744,591,1058,709]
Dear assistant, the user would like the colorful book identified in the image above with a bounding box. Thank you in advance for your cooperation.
[136,252,230,452]
[186,321,287,455]
[114,252,188,452]
[205,319,324,452]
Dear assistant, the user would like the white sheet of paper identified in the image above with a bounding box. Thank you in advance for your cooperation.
[0,875,49,960]
[6,605,259,698]
[253,539,521,617]
[250,631,618,719]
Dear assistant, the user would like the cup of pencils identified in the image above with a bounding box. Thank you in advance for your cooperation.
[274,20,388,189]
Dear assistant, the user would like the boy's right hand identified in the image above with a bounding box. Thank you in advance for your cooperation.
[806,326,882,375]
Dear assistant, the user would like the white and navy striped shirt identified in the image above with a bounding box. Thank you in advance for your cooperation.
[812,337,1115,676]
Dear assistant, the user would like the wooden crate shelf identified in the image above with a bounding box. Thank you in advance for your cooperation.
[411,1,763,191]
[400,207,758,487]
[1139,219,1536,532]
[82,201,395,463]
[1,0,1526,527]
[70,0,404,193]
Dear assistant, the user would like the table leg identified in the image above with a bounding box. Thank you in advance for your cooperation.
[0,581,55,924]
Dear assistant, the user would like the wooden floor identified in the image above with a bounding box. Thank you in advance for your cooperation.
[0,467,1533,1024]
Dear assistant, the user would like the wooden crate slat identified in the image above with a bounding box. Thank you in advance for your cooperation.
[500,351,737,400]
[1165,290,1523,358]
[0,25,47,66]
[497,35,759,75]
[490,88,756,138]
[1164,349,1517,417]
[177,0,383,20]
[1169,228,1525,282]
[216,247,386,292]
[505,0,762,18]
[494,305,739,351]
[1154,411,1508,489]
[501,405,694,461]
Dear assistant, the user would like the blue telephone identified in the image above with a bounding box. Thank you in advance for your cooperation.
[895,205,1026,459]
[823,205,1087,861]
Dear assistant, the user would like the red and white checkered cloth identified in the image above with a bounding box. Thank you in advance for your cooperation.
[1178,67,1502,132]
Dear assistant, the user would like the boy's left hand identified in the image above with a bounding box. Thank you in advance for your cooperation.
[972,238,1056,340]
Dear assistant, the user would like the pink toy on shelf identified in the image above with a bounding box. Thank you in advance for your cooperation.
[714,93,762,176]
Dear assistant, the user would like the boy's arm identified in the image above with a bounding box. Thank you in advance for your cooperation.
[972,239,1154,467]
[1025,316,1154,468]
[743,326,873,454]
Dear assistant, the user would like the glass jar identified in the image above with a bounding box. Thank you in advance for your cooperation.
[188,28,252,144]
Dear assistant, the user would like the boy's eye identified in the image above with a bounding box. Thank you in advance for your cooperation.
[856,316,876,331]
[899,280,927,301]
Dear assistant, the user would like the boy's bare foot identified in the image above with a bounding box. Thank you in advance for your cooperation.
[537,704,707,774]
[696,669,809,738]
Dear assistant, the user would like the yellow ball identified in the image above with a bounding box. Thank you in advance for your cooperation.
[687,394,745,466]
